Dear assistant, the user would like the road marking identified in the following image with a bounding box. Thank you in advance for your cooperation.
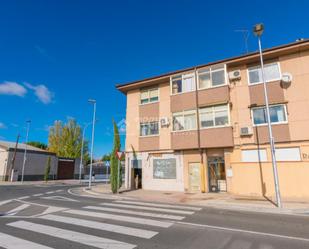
[115,200,202,211]
[41,196,79,202]
[8,221,136,249]
[101,203,194,215]
[84,205,185,220]
[55,190,63,193]
[0,232,54,249]
[33,193,44,197]
[39,206,68,216]
[0,200,12,206]
[6,204,30,216]
[41,214,157,239]
[177,221,309,242]
[45,191,55,194]
[64,209,173,228]
[17,196,30,200]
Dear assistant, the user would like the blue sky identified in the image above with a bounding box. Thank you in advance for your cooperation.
[0,0,308,158]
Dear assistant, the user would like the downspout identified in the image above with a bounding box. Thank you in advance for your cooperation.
[194,68,206,193]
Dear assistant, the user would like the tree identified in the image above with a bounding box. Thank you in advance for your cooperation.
[48,118,89,160]
[110,119,121,193]
[102,153,111,162]
[27,141,47,150]
[44,156,51,182]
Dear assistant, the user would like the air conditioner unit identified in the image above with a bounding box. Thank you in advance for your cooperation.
[160,117,170,127]
[228,70,241,81]
[281,72,292,87]
[240,126,253,136]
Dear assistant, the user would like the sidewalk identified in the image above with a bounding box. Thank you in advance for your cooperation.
[0,179,83,186]
[82,183,309,216]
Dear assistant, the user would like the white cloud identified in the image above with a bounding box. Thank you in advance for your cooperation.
[0,81,27,97]
[0,122,7,129]
[24,83,54,104]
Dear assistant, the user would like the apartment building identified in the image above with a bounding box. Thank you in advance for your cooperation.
[116,39,309,198]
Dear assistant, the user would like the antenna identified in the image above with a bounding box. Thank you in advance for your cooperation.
[235,29,249,54]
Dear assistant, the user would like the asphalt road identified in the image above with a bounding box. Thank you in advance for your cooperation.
[1,183,309,249]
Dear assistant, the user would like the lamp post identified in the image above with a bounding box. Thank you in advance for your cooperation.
[21,120,31,183]
[79,122,92,182]
[253,23,282,208]
[87,99,96,189]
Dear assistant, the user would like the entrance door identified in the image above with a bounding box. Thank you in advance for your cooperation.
[208,157,226,192]
[189,163,200,192]
[57,159,75,179]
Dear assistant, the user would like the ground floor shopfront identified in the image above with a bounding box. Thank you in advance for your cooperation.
[124,141,309,198]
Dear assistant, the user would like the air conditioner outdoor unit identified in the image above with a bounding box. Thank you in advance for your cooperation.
[160,117,170,127]
[228,70,241,81]
[240,126,253,136]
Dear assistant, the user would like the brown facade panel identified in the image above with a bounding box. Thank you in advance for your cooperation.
[139,136,160,151]
[139,102,159,120]
[200,127,234,148]
[171,92,197,113]
[249,81,285,106]
[171,130,199,150]
[254,124,291,144]
[198,85,230,107]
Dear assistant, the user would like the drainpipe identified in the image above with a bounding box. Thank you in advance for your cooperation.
[194,68,206,193]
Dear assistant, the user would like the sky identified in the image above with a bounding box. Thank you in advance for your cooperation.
[0,0,308,158]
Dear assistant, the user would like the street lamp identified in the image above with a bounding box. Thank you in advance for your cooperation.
[21,120,31,183]
[87,99,96,189]
[79,122,92,182]
[253,23,282,208]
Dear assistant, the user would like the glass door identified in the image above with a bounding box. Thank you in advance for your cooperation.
[208,157,226,192]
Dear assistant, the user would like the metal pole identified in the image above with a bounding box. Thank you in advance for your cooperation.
[21,120,31,183]
[257,36,282,208]
[117,159,120,193]
[88,101,96,189]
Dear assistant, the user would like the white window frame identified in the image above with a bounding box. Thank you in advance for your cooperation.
[140,88,159,105]
[199,103,231,129]
[251,104,288,127]
[139,121,160,137]
[197,64,228,90]
[172,109,197,132]
[170,73,196,95]
[247,62,282,85]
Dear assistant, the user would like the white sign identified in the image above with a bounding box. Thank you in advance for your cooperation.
[226,168,233,178]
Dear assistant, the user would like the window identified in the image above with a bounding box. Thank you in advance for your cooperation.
[153,158,176,179]
[252,104,287,125]
[199,104,229,128]
[140,88,159,104]
[198,65,226,89]
[173,110,197,131]
[241,149,267,162]
[248,62,281,85]
[171,73,195,94]
[275,148,301,161]
[140,121,159,136]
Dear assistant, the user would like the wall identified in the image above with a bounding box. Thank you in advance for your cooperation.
[0,148,8,181]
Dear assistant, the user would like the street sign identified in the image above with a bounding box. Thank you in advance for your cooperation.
[116,151,124,160]
[105,161,110,167]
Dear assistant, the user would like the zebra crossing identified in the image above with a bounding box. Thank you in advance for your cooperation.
[0,198,202,249]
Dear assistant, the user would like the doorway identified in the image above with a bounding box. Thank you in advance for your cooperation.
[189,163,200,192]
[208,157,226,192]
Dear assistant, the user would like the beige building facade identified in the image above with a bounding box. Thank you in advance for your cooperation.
[117,40,309,199]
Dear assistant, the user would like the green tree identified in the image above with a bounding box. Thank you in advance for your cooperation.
[44,156,51,182]
[110,119,121,193]
[48,118,89,160]
[27,141,48,150]
[102,153,111,162]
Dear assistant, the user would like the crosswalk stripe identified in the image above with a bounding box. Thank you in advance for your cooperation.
[6,204,30,216]
[64,209,173,228]
[41,214,157,239]
[0,199,12,206]
[0,232,54,249]
[101,203,194,215]
[115,200,202,211]
[17,196,30,200]
[8,221,136,249]
[84,205,185,220]
[33,193,43,197]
